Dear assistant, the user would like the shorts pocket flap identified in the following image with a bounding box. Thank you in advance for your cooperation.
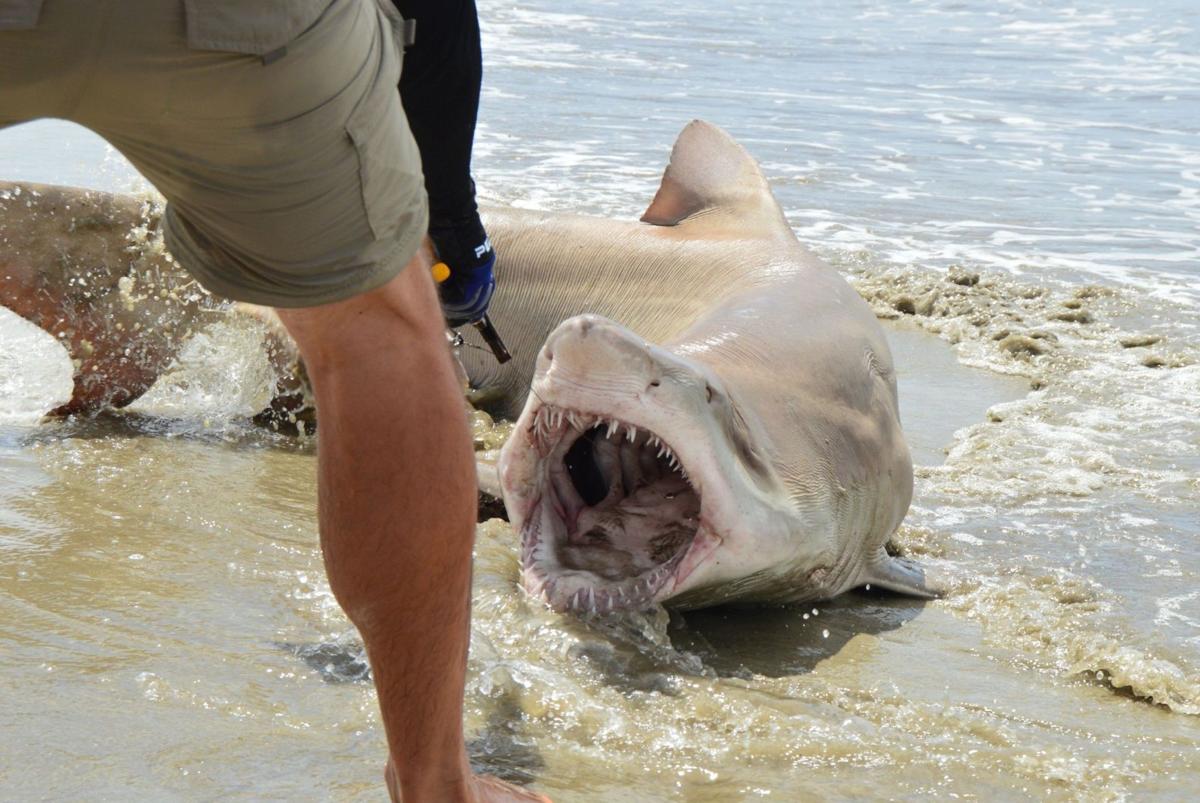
[183,0,329,55]
[0,0,43,30]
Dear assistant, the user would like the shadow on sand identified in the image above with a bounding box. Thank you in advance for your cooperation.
[666,589,928,679]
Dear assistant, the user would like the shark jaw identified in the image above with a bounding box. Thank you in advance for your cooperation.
[504,402,724,614]
[498,313,811,614]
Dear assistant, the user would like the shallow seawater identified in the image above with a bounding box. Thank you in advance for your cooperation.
[2,0,1198,799]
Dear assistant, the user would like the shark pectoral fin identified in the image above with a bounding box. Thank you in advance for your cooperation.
[475,453,504,501]
[474,454,510,522]
[863,550,941,599]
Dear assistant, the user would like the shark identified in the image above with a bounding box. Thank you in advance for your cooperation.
[0,121,934,614]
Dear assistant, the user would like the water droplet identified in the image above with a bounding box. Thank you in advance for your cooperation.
[822,629,829,638]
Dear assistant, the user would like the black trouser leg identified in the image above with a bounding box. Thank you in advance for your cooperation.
[394,0,483,228]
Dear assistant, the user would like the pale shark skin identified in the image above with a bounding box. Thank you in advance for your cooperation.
[0,121,933,613]
[492,121,932,612]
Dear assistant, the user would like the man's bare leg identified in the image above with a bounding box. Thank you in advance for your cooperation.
[275,249,548,802]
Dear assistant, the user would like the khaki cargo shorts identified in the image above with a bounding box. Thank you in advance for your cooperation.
[0,0,428,308]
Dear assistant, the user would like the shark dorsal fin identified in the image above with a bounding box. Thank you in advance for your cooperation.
[641,120,792,238]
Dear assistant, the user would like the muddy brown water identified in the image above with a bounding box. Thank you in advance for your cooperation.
[4,316,1194,801]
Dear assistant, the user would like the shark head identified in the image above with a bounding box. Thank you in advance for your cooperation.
[493,120,921,613]
[499,314,806,613]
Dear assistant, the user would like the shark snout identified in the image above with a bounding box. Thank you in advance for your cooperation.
[538,315,661,393]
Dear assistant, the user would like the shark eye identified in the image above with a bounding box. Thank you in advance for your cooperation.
[648,380,660,389]
[705,383,714,403]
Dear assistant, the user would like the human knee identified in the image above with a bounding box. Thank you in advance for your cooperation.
[276,253,445,373]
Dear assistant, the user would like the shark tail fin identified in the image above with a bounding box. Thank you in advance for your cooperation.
[862,547,941,599]
[641,120,792,238]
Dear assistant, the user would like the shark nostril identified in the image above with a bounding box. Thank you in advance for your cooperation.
[648,379,661,390]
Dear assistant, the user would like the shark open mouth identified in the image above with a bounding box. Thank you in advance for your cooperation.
[517,403,711,613]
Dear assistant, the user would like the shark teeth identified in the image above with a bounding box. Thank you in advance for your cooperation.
[530,404,687,480]
[526,551,687,615]
[520,402,702,614]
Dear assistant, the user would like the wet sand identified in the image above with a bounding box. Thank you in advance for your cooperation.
[8,317,1185,801]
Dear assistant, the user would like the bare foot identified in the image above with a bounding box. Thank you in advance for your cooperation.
[385,759,553,802]
[473,774,553,802]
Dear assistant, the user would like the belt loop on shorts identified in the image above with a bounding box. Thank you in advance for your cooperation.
[402,18,416,49]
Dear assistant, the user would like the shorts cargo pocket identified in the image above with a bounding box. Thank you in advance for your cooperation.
[0,0,43,30]
[345,91,421,242]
